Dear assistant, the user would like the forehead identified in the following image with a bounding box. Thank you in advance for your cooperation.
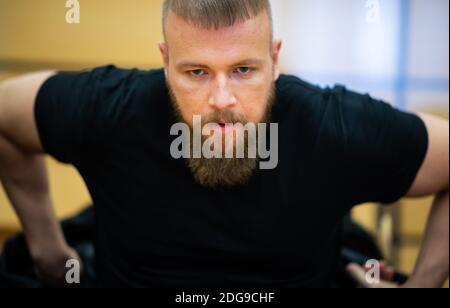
[165,11,271,65]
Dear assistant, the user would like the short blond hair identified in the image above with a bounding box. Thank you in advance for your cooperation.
[162,0,272,37]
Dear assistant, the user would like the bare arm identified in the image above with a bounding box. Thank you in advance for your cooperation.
[347,113,449,288]
[403,113,449,288]
[0,72,79,285]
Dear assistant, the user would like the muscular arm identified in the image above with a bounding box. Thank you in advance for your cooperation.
[347,113,449,288]
[404,113,449,288]
[0,72,79,285]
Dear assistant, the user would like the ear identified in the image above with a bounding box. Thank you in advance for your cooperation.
[271,40,283,81]
[159,42,169,68]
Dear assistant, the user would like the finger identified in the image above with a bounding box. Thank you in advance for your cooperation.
[381,266,395,281]
[347,263,372,288]
[379,261,396,281]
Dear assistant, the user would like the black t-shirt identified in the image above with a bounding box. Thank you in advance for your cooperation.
[34,65,428,287]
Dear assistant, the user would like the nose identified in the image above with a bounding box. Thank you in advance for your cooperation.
[208,74,237,111]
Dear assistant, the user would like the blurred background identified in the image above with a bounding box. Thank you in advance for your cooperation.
[0,0,448,286]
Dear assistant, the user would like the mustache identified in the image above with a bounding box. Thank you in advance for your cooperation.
[201,110,248,126]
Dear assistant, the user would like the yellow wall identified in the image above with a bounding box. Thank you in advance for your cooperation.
[0,0,164,68]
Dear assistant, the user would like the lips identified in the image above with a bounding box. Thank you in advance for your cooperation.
[217,123,227,133]
[213,122,233,134]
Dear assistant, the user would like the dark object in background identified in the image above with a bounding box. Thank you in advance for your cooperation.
[336,215,408,287]
[0,207,407,288]
[0,207,96,288]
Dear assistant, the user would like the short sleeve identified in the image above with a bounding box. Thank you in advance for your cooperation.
[319,86,429,206]
[34,65,138,164]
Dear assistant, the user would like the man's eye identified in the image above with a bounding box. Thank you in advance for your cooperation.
[189,69,207,77]
[236,67,251,74]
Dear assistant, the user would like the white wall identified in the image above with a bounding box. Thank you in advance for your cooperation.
[270,0,449,112]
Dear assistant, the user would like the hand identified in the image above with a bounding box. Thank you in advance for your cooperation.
[33,246,83,288]
[346,261,400,288]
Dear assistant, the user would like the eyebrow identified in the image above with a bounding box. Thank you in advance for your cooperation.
[176,58,264,70]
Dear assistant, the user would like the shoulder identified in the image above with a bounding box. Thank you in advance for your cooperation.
[89,65,166,97]
[87,66,169,137]
[275,74,355,120]
[51,65,169,142]
[275,74,347,136]
[276,74,325,104]
[275,74,399,151]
